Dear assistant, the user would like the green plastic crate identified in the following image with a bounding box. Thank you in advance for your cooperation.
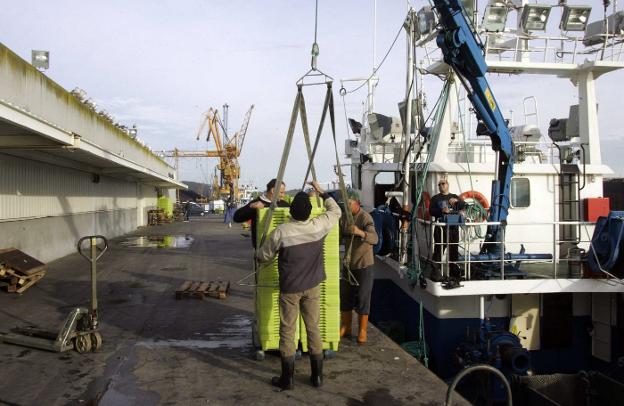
[255,203,340,353]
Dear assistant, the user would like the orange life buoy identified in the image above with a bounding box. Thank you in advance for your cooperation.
[459,190,489,209]
[416,191,431,219]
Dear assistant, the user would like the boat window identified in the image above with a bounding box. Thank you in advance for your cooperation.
[374,172,397,207]
[511,178,530,208]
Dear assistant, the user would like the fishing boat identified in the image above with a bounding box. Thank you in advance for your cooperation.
[342,0,624,399]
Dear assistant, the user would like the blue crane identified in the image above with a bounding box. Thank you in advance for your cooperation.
[431,0,513,256]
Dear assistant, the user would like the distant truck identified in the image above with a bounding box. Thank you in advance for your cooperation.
[209,199,225,214]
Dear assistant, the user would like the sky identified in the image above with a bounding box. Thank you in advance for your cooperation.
[1,0,623,190]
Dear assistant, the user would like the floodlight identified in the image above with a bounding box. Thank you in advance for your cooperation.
[560,5,592,31]
[417,6,437,37]
[481,4,509,32]
[31,50,49,70]
[520,5,552,31]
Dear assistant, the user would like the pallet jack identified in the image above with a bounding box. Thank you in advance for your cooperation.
[0,235,108,353]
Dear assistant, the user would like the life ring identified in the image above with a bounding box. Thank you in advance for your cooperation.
[416,191,431,219]
[459,190,489,209]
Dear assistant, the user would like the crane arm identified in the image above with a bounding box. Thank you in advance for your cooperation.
[431,0,514,254]
[236,104,254,153]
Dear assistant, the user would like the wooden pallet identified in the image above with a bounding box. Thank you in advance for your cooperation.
[0,248,46,276]
[175,280,230,300]
[0,264,46,294]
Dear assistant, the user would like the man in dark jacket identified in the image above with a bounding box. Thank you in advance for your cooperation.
[256,181,341,390]
[233,179,290,248]
[429,179,465,276]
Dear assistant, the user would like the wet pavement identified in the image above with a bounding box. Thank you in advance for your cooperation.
[0,215,466,405]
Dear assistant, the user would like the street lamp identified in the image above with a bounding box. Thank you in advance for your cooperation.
[560,5,592,31]
[520,5,552,31]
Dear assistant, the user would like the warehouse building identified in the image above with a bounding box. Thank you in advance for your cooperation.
[0,43,184,262]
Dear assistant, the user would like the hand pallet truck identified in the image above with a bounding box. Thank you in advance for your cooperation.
[0,235,108,353]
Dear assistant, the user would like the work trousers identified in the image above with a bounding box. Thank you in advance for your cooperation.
[279,285,322,358]
[433,225,460,277]
[340,267,373,315]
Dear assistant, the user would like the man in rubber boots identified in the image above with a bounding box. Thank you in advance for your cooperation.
[340,191,379,344]
[233,178,290,248]
[256,181,341,390]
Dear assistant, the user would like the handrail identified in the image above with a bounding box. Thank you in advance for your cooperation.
[416,218,598,280]
[420,31,624,65]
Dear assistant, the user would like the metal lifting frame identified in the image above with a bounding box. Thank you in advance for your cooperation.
[255,82,358,286]
[431,0,515,255]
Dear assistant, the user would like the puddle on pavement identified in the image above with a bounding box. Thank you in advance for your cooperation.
[136,315,252,350]
[120,235,193,249]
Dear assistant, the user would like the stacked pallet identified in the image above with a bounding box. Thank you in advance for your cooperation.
[0,248,46,294]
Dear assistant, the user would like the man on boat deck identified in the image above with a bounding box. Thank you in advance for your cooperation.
[233,178,290,248]
[256,181,341,391]
[430,178,466,278]
[340,191,379,344]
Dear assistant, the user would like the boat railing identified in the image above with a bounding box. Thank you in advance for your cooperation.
[446,140,560,165]
[419,31,624,67]
[414,218,596,281]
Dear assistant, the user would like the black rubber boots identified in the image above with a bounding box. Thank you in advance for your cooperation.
[310,353,323,387]
[271,356,295,390]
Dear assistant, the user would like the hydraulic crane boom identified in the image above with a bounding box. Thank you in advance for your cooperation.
[431,0,514,254]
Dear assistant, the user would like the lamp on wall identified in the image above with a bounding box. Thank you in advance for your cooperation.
[31,50,49,70]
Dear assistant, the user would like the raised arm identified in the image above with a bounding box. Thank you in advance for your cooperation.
[256,228,281,263]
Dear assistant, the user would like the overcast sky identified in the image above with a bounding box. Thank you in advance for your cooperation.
[1,0,622,189]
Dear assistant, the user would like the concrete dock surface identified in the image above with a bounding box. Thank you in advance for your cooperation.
[0,215,467,405]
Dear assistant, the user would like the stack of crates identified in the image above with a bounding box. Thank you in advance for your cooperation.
[255,202,340,354]
[255,208,292,351]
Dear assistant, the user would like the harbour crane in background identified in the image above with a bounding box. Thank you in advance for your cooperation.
[158,104,254,202]
[196,104,254,202]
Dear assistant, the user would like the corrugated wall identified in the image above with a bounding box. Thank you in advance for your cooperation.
[0,154,139,221]
[0,153,161,262]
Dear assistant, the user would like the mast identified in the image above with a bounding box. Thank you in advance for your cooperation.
[400,9,419,265]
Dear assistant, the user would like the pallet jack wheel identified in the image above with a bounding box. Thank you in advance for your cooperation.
[90,332,102,351]
[295,349,302,360]
[75,335,92,353]
[255,350,265,361]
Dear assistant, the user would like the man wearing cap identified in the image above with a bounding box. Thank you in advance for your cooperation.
[340,191,379,344]
[256,181,341,391]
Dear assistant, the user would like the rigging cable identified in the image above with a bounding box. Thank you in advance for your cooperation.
[343,21,405,95]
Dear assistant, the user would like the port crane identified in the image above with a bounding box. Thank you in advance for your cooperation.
[159,104,254,202]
